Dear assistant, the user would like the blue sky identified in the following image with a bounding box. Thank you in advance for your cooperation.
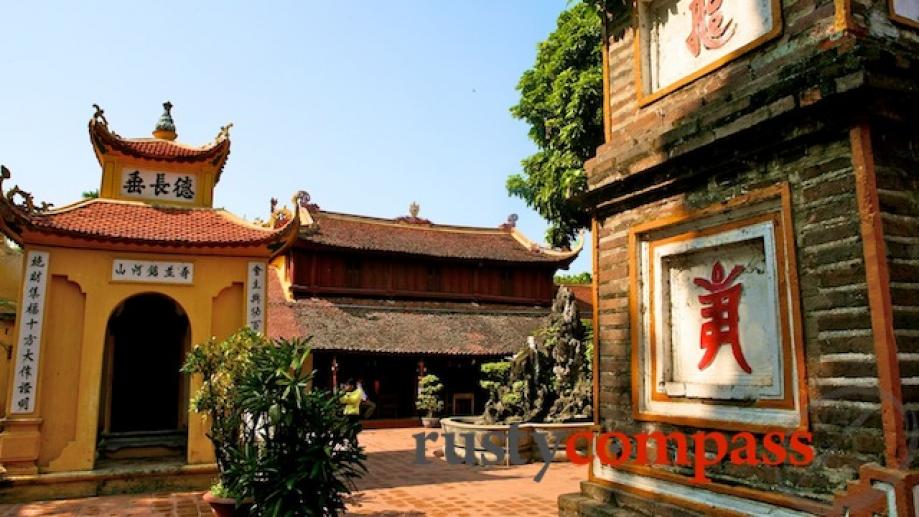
[0,1,590,274]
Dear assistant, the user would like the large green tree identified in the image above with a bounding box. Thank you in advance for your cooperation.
[508,2,603,248]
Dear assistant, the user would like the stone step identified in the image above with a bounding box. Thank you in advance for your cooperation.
[577,480,704,517]
[559,492,645,517]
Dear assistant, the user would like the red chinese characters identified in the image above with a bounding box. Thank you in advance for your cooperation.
[693,261,751,373]
[685,0,736,57]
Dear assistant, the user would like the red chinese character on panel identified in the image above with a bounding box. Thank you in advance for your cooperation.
[693,261,751,374]
[685,0,736,57]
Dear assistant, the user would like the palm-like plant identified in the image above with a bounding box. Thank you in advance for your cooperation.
[184,330,366,516]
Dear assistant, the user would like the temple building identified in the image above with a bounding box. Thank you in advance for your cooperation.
[268,203,581,423]
[561,0,919,515]
[0,104,299,493]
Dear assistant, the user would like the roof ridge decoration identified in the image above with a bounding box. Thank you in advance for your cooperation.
[394,201,432,225]
[88,104,232,183]
[153,101,177,140]
[0,166,53,214]
[499,213,519,230]
[317,210,506,234]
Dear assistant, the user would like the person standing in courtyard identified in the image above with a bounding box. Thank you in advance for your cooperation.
[357,378,377,419]
[340,378,363,440]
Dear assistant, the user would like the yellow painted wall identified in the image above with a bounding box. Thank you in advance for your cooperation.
[0,243,22,302]
[38,277,84,467]
[0,243,22,418]
[0,244,264,473]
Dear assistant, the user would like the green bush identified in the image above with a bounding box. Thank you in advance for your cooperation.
[184,329,366,515]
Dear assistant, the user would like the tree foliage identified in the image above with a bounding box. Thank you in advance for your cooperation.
[554,271,592,284]
[508,2,604,248]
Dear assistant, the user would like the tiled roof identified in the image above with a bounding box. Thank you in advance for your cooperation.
[89,118,231,182]
[28,198,290,247]
[298,211,580,264]
[268,270,546,355]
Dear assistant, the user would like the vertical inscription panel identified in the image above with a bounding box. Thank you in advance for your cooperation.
[11,250,50,414]
[247,262,266,333]
[637,0,781,100]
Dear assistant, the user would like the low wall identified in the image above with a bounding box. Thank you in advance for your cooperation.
[439,417,592,465]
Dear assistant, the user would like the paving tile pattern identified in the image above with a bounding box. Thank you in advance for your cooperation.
[0,427,586,516]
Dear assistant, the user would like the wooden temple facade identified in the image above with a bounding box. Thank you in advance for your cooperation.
[268,204,582,422]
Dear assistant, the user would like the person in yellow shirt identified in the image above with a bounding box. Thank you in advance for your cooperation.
[339,378,363,440]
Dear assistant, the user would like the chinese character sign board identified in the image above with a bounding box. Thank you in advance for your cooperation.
[661,227,782,399]
[120,168,197,203]
[247,262,266,332]
[633,208,803,429]
[638,0,779,97]
[111,259,194,285]
[11,251,49,414]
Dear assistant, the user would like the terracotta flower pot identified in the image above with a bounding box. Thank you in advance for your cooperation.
[203,490,253,517]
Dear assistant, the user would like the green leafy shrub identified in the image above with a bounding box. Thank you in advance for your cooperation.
[416,374,444,418]
[182,328,261,497]
[184,329,366,515]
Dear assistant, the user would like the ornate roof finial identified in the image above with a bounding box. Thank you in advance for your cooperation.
[153,101,177,141]
[500,213,519,230]
[92,104,108,126]
[409,201,420,218]
[297,191,311,208]
[216,122,233,141]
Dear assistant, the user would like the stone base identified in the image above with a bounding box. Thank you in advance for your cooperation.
[0,459,217,503]
[559,481,703,517]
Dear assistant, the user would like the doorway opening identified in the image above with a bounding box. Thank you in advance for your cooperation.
[98,293,190,461]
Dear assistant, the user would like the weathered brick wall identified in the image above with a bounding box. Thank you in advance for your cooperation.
[872,123,919,468]
[594,126,888,501]
[584,0,918,507]
[591,0,918,194]
[592,0,847,192]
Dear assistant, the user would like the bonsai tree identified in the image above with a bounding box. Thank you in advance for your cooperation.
[184,329,366,515]
[415,374,444,418]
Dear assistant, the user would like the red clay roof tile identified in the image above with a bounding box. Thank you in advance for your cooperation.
[29,199,287,247]
[267,268,545,355]
[89,119,231,182]
[299,211,579,264]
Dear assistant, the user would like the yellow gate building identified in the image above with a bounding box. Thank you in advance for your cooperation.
[0,104,298,495]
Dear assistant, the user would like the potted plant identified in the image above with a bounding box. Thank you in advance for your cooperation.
[416,374,444,427]
[185,329,367,516]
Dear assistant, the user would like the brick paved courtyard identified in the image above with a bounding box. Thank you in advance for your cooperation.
[0,427,586,516]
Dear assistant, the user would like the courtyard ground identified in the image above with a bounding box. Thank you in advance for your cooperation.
[0,427,587,516]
